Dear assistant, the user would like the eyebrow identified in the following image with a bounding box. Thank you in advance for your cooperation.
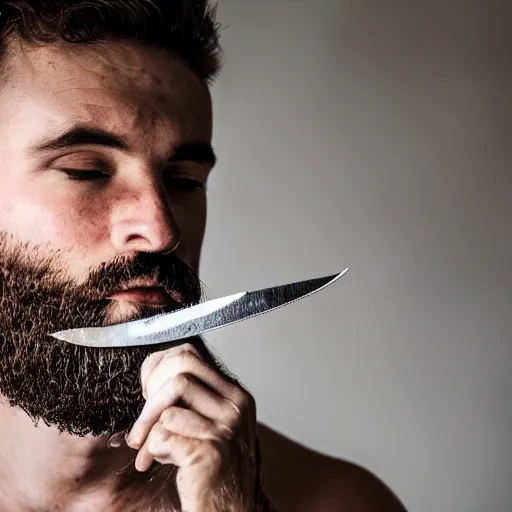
[29,126,130,153]
[28,125,216,167]
[170,143,217,168]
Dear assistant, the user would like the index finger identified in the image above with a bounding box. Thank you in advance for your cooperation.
[140,343,202,399]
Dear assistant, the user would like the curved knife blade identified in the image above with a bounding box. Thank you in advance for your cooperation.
[50,268,349,348]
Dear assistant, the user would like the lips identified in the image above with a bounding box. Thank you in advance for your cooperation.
[109,279,183,308]
[109,287,175,307]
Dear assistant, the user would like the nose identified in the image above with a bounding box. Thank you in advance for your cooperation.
[110,181,181,255]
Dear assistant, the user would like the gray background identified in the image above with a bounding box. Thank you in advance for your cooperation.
[200,2,511,511]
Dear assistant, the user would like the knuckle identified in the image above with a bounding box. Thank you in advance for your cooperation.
[235,389,255,413]
[180,342,197,353]
[158,382,175,405]
[161,346,200,376]
[159,407,176,426]
[179,342,201,358]
[160,343,198,363]
[177,351,199,373]
[147,429,166,455]
[143,351,163,372]
[223,400,242,426]
[223,390,255,427]
[174,372,193,393]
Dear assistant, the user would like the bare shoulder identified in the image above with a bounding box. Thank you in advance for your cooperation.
[257,423,407,512]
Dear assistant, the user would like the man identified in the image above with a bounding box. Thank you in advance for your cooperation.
[0,1,407,510]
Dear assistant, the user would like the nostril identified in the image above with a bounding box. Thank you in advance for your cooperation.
[110,211,181,254]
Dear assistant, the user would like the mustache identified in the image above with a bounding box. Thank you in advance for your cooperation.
[77,252,205,306]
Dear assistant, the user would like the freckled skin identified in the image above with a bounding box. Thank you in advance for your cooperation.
[0,40,212,282]
[0,40,214,509]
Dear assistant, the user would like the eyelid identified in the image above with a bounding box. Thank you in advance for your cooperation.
[59,167,110,174]
[165,177,206,193]
[49,150,113,171]
[59,168,111,181]
[164,161,209,179]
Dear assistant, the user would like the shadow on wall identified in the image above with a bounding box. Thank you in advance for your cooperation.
[207,2,512,512]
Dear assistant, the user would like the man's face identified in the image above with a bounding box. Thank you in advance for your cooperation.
[0,40,214,436]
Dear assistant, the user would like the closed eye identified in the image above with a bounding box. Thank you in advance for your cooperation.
[165,177,205,192]
[59,169,205,191]
[60,169,110,181]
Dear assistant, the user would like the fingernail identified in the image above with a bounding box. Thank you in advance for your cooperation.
[127,428,143,449]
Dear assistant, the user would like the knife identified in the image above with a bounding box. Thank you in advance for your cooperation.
[50,268,349,348]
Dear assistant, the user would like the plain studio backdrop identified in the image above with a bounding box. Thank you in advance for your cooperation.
[199,2,511,512]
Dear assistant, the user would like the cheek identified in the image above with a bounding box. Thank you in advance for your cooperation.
[173,195,207,269]
[0,183,109,252]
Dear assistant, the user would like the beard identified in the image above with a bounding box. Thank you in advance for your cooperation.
[0,233,205,437]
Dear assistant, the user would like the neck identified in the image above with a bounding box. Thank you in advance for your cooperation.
[0,399,172,511]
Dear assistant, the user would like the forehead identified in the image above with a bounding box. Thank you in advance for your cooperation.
[1,40,212,151]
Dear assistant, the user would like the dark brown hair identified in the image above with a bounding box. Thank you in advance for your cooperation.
[0,0,222,83]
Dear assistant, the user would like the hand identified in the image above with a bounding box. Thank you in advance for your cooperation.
[126,343,260,512]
